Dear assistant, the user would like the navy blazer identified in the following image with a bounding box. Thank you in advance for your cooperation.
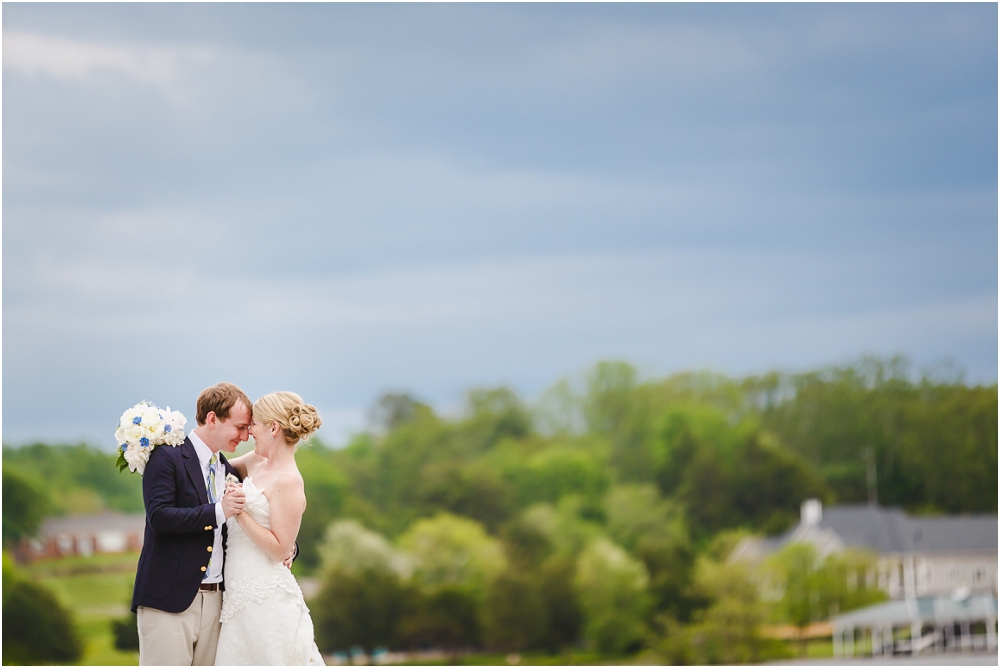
[131,437,239,613]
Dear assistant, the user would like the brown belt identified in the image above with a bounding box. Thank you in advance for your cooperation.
[199,582,223,591]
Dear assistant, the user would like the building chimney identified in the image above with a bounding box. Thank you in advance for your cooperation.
[801,499,822,527]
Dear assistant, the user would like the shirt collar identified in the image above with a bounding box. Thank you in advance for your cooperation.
[189,429,218,471]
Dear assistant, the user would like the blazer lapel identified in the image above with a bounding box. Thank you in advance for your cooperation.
[219,452,242,482]
[181,438,209,506]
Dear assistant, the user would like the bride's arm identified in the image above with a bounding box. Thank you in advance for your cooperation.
[234,474,305,563]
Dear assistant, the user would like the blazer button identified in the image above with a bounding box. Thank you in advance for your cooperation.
[207,546,213,552]
[205,525,212,531]
[201,566,207,572]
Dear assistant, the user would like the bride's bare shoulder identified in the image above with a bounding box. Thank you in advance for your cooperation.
[270,469,306,507]
[227,451,265,477]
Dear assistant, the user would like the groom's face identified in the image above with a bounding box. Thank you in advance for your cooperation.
[217,401,252,453]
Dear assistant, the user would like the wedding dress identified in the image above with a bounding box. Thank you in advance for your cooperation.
[215,477,324,665]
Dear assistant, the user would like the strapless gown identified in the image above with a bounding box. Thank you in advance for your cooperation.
[215,477,324,665]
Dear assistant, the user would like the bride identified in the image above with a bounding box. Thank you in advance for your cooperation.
[214,392,324,665]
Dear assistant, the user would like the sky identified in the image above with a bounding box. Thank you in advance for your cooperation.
[3,3,997,449]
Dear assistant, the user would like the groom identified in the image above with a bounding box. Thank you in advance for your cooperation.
[131,382,250,666]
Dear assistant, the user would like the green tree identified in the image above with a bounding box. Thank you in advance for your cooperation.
[464,387,532,449]
[500,514,553,570]
[3,443,143,514]
[313,520,416,653]
[574,538,650,654]
[397,513,506,605]
[313,566,415,654]
[681,557,771,665]
[318,520,411,578]
[414,460,514,531]
[505,446,610,508]
[751,357,998,513]
[538,556,584,650]
[818,549,886,615]
[585,361,639,436]
[295,443,350,571]
[397,586,481,651]
[605,484,696,620]
[584,361,661,483]
[481,569,549,651]
[497,513,585,652]
[677,430,829,538]
[763,542,818,653]
[520,498,604,559]
[728,433,830,533]
[535,378,585,436]
[370,393,426,432]
[2,552,83,665]
[763,542,886,654]
[2,469,51,546]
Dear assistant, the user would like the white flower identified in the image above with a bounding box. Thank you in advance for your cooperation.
[127,424,145,443]
[123,444,149,475]
[161,407,187,446]
[114,401,189,475]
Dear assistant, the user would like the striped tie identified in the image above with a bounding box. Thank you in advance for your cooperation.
[207,454,218,503]
[205,454,217,580]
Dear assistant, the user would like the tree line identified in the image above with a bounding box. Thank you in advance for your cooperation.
[2,356,996,662]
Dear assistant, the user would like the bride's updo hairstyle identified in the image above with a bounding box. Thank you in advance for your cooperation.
[253,392,322,446]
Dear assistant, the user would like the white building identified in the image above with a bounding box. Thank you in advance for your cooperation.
[730,499,998,600]
[22,512,146,560]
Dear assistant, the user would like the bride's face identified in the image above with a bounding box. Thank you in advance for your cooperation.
[248,417,272,454]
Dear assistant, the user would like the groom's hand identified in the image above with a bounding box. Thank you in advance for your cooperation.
[282,547,295,569]
[222,484,245,519]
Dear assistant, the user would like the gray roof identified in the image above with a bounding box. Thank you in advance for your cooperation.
[832,595,997,628]
[908,515,999,552]
[785,505,997,554]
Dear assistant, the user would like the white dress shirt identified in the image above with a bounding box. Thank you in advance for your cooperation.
[189,430,227,583]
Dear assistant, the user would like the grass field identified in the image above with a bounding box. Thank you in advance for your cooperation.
[27,552,140,666]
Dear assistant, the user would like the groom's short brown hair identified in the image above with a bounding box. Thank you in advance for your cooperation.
[196,382,252,426]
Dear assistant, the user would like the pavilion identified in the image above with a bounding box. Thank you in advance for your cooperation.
[831,592,997,657]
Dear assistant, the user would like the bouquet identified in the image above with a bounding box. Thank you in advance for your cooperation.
[115,402,187,475]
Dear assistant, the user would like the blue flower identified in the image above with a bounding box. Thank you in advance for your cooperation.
[121,444,128,452]
[164,425,172,433]
[140,437,150,448]
[132,416,142,425]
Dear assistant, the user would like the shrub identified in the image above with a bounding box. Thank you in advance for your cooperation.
[481,570,549,651]
[111,612,140,651]
[2,554,82,665]
[313,566,414,654]
[539,556,583,650]
[397,585,480,650]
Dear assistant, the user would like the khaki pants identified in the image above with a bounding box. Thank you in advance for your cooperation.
[137,591,222,666]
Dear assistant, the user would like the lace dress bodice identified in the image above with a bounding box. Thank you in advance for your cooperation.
[216,477,323,665]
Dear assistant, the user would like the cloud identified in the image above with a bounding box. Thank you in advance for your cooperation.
[7,242,992,346]
[2,30,214,87]
[2,30,305,118]
[1,4,995,447]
